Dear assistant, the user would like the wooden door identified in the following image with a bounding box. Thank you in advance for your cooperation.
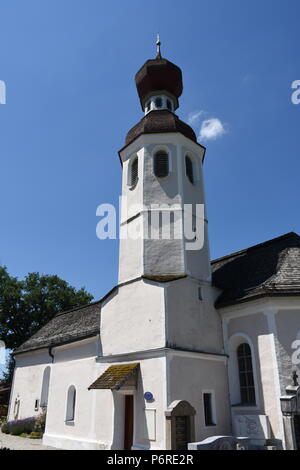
[124,395,134,450]
[175,416,189,450]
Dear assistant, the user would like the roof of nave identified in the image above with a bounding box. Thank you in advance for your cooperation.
[14,301,101,355]
[211,232,300,308]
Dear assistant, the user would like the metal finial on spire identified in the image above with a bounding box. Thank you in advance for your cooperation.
[156,33,162,59]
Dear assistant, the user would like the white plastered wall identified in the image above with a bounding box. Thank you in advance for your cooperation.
[9,349,52,421]
[221,298,298,446]
[92,355,167,450]
[166,352,231,441]
[100,279,166,356]
[118,133,207,284]
[42,337,100,450]
[165,277,224,354]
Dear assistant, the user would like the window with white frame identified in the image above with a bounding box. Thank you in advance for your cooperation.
[202,391,216,426]
[40,366,51,408]
[198,287,203,301]
[66,385,76,423]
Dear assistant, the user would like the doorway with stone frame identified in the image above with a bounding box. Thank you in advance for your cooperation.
[165,400,196,450]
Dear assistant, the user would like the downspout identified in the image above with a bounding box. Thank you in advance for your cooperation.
[48,347,54,363]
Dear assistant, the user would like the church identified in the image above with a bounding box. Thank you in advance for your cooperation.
[7,41,300,451]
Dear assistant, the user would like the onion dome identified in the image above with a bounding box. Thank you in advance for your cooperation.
[120,37,201,152]
[135,35,183,111]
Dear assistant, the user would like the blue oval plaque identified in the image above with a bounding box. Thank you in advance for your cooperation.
[144,391,153,401]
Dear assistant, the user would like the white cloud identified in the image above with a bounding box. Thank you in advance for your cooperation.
[187,110,205,126]
[199,118,226,141]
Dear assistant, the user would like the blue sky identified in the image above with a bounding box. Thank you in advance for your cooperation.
[0,0,299,307]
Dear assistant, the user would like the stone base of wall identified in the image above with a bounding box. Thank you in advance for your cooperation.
[43,433,108,450]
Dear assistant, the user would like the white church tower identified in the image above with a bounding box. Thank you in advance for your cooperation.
[118,36,210,285]
[99,39,231,450]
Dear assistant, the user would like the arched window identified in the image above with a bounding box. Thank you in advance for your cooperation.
[40,366,51,408]
[155,97,162,108]
[185,156,194,184]
[130,157,138,187]
[154,151,169,178]
[166,99,172,111]
[66,385,76,422]
[237,343,256,405]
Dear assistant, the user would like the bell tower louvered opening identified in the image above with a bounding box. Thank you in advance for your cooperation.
[154,151,169,178]
[130,157,138,187]
[185,155,194,184]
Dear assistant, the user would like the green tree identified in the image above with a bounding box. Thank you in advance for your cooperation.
[1,355,15,386]
[0,266,93,383]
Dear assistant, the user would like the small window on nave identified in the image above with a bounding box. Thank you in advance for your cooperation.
[40,366,51,408]
[203,393,215,426]
[66,385,76,422]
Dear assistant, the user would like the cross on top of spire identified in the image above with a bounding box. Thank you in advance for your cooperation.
[156,33,162,59]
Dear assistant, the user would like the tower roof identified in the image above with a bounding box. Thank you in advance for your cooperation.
[125,109,197,147]
[135,40,183,110]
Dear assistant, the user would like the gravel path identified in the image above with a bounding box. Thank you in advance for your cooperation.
[0,430,58,450]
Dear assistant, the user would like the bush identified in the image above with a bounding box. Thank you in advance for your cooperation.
[5,417,36,436]
[1,422,9,434]
[0,416,7,428]
[0,405,8,419]
[34,410,46,434]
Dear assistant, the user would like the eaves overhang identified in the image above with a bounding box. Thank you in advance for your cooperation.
[118,132,206,166]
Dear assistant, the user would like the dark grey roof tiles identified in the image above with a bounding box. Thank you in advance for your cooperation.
[212,232,300,308]
[15,301,101,355]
